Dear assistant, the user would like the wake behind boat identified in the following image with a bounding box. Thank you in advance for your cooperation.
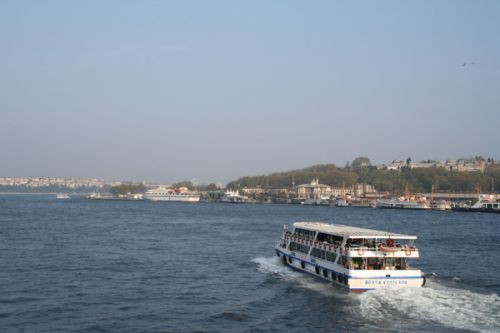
[275,222,425,292]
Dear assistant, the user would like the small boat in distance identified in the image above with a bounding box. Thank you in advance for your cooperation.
[275,222,425,291]
[56,193,70,199]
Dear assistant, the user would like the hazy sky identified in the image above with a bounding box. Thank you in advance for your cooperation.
[1,1,499,184]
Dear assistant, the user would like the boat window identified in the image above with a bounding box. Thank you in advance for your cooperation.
[352,257,364,270]
[365,258,408,270]
[316,233,343,245]
[341,256,350,269]
[295,228,316,240]
[289,242,310,254]
[346,239,363,248]
[367,258,383,270]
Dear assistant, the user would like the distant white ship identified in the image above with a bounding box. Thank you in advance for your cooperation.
[302,198,330,206]
[452,194,500,213]
[221,190,248,203]
[56,193,70,199]
[143,186,200,202]
[87,192,115,200]
[377,198,430,210]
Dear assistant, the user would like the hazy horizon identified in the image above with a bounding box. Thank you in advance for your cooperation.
[2,1,499,184]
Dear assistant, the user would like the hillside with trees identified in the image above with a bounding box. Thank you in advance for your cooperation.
[227,158,500,194]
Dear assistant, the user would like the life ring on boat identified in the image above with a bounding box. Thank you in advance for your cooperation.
[357,248,364,256]
[405,247,412,256]
[380,244,399,253]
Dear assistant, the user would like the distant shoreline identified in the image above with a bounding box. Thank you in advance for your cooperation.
[0,192,88,195]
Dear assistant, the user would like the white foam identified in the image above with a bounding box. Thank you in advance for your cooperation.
[359,280,500,333]
[252,256,340,297]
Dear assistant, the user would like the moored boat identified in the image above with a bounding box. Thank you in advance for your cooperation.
[144,186,200,202]
[220,190,248,203]
[275,222,425,291]
[377,198,430,210]
[452,194,500,213]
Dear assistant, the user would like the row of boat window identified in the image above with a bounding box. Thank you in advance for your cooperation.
[289,242,310,254]
[289,242,339,263]
[351,257,408,270]
[294,228,316,240]
[311,248,338,263]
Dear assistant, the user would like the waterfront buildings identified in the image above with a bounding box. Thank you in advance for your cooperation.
[295,179,379,200]
[0,176,110,189]
[383,158,491,173]
[296,178,332,200]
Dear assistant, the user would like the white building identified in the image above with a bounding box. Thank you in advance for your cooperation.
[296,178,332,199]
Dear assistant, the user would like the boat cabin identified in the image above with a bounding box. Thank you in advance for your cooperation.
[283,222,419,271]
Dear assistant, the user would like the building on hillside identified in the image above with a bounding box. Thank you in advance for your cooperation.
[241,187,266,195]
[330,187,351,198]
[383,158,488,173]
[296,178,332,199]
[351,184,376,197]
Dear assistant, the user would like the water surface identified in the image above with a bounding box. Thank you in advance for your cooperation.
[1,195,499,332]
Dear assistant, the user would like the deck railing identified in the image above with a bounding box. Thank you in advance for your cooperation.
[282,233,418,255]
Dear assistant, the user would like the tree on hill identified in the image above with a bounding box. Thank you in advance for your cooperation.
[110,183,146,195]
[351,157,371,169]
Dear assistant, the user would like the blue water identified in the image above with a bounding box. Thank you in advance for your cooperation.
[1,195,499,332]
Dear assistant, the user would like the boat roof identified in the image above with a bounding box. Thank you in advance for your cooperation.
[293,222,417,240]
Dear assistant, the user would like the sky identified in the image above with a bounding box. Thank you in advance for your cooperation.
[1,1,499,184]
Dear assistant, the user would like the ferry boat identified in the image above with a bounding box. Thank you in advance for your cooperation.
[302,198,330,206]
[334,198,349,207]
[275,222,425,291]
[377,198,430,210]
[350,198,377,208]
[452,194,500,213]
[56,193,70,199]
[220,190,248,203]
[143,186,200,202]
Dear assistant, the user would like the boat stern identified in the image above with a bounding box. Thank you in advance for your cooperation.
[347,270,425,292]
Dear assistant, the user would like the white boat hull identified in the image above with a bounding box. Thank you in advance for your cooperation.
[275,247,424,292]
[144,195,200,202]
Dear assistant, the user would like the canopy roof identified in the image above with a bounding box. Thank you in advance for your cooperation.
[293,222,417,240]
